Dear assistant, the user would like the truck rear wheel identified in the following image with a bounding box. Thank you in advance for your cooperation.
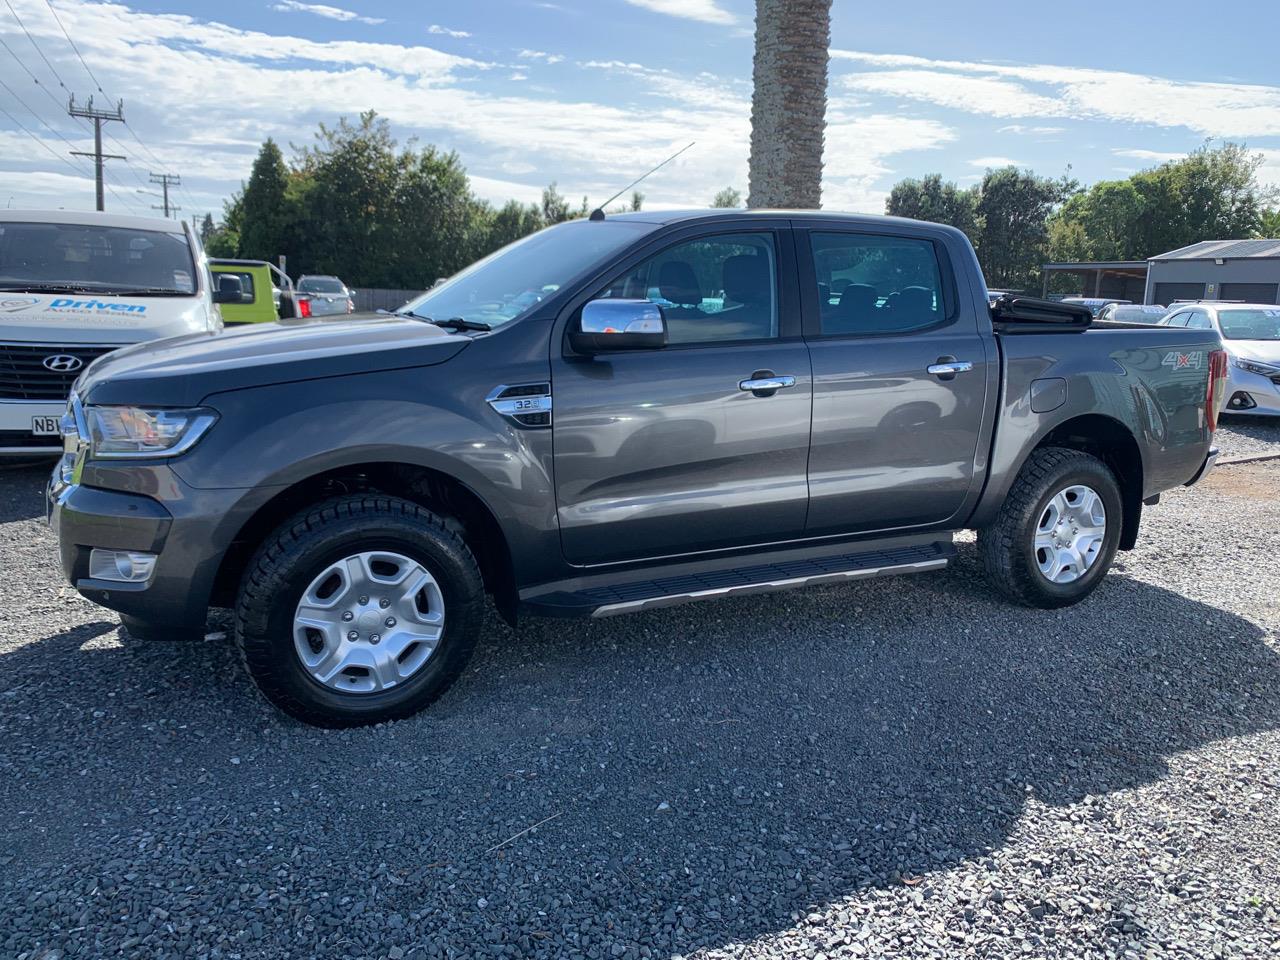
[979,447,1122,609]
[234,495,485,727]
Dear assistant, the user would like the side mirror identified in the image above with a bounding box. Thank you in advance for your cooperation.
[212,274,244,304]
[570,299,667,353]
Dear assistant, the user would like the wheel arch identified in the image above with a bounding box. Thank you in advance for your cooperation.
[1023,413,1145,550]
[211,461,519,625]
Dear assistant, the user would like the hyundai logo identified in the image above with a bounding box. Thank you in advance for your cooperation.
[42,354,84,373]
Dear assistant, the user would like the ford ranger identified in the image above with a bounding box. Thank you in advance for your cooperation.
[48,211,1226,726]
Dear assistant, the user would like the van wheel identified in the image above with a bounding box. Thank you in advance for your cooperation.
[979,447,1122,609]
[234,495,485,727]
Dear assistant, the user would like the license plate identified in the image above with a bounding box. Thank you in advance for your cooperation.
[31,416,61,436]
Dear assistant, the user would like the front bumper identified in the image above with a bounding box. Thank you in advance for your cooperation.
[47,461,268,634]
[1184,446,1219,487]
[0,399,64,456]
[1224,366,1280,416]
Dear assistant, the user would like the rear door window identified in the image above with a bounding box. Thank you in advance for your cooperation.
[809,232,946,336]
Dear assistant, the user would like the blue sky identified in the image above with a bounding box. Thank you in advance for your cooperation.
[1,0,1278,221]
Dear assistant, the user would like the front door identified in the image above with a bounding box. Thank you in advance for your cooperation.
[799,226,993,536]
[551,228,812,566]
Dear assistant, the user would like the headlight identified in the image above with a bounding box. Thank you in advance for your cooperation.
[1230,356,1280,377]
[85,405,218,459]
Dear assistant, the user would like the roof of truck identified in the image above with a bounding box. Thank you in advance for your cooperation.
[597,208,965,232]
[0,208,187,232]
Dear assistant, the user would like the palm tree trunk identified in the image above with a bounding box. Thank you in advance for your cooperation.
[747,0,833,209]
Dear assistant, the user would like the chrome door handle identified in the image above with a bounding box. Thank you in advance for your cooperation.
[739,375,796,392]
[926,360,974,379]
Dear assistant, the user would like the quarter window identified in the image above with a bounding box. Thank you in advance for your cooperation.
[592,233,778,345]
[810,233,945,336]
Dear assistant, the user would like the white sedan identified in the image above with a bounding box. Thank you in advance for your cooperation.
[1160,303,1280,415]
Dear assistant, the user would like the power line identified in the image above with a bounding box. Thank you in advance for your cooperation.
[0,73,91,177]
[5,0,71,95]
[0,34,65,115]
[148,171,180,218]
[44,0,106,96]
[0,100,87,180]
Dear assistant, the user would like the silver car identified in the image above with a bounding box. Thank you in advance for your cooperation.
[1160,302,1280,415]
[296,275,354,317]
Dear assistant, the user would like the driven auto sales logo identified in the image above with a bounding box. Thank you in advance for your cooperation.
[0,296,41,313]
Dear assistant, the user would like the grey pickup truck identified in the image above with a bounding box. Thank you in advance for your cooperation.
[48,211,1226,726]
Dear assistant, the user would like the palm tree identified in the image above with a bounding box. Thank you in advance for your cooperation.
[747,0,833,209]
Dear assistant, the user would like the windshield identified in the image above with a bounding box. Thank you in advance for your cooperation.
[0,220,196,295]
[1218,308,1280,341]
[299,277,346,294]
[399,219,655,328]
[1112,306,1169,323]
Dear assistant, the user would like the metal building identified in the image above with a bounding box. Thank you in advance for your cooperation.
[1144,239,1280,305]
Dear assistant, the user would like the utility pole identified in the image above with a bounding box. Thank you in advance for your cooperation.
[67,95,125,212]
[148,172,181,218]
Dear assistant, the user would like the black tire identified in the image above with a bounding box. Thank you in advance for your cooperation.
[978,447,1123,609]
[234,495,485,727]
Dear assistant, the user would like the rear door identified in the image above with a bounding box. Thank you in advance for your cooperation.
[551,225,812,565]
[797,224,994,536]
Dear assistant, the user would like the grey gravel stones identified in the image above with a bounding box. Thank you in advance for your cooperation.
[1,449,1277,958]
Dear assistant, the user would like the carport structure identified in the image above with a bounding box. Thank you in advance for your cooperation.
[1039,260,1149,301]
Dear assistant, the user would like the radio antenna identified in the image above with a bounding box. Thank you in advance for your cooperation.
[588,141,696,221]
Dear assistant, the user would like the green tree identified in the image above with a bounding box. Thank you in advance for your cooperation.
[630,190,644,212]
[199,212,215,245]
[541,182,572,224]
[237,139,293,262]
[976,167,1075,289]
[884,174,979,239]
[711,187,742,208]
[1049,142,1272,262]
[1260,207,1280,238]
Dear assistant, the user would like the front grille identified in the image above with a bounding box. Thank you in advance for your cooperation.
[0,430,61,449]
[0,342,117,400]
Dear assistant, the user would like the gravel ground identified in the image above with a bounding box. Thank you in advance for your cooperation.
[1216,416,1280,462]
[1,459,1277,960]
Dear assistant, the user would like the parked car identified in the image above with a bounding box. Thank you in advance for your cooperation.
[209,259,308,324]
[0,210,228,458]
[1062,297,1130,318]
[1097,303,1169,324]
[1160,302,1280,415]
[296,275,354,316]
[49,210,1225,726]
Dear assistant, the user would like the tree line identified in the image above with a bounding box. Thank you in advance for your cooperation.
[203,115,1276,294]
[885,142,1278,292]
[202,111,746,289]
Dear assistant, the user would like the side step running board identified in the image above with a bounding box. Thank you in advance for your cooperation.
[526,542,954,618]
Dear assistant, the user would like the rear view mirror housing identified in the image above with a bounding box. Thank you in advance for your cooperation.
[570,299,667,353]
[212,274,245,305]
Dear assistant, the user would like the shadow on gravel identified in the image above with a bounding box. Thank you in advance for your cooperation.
[0,461,53,521]
[2,544,1278,958]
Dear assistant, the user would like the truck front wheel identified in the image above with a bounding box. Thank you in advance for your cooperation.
[234,495,485,727]
[979,448,1122,609]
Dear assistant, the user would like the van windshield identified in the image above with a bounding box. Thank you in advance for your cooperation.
[0,220,196,296]
[398,219,654,329]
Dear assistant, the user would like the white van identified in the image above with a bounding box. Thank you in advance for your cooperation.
[0,210,224,456]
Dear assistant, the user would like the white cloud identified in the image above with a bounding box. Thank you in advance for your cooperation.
[823,113,956,212]
[518,49,565,64]
[832,49,1280,138]
[997,124,1066,135]
[427,24,470,39]
[844,70,1063,119]
[969,156,1022,168]
[622,0,736,26]
[271,0,384,26]
[1112,148,1185,163]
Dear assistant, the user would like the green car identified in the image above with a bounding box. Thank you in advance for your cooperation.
[209,259,304,324]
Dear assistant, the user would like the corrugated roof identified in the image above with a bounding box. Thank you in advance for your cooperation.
[1153,238,1280,260]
